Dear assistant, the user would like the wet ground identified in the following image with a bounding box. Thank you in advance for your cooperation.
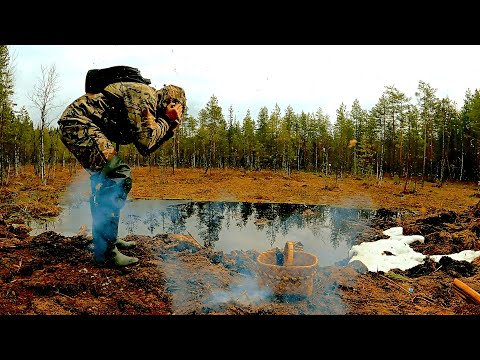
[2,167,480,317]
[2,203,480,316]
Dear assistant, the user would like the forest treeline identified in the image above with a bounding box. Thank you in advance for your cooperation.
[1,45,480,187]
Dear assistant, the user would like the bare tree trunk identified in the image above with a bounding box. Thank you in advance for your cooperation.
[29,64,61,186]
[5,161,10,185]
[40,131,46,184]
[14,140,19,177]
[53,148,57,179]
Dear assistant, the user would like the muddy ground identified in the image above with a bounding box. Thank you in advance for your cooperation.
[2,167,480,317]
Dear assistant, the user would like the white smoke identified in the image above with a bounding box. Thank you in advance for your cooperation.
[206,274,273,306]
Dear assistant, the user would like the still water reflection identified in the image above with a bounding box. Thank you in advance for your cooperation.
[31,200,376,267]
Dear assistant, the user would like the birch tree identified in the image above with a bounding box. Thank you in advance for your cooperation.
[29,64,61,185]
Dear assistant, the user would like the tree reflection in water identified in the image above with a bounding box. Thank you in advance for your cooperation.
[143,210,161,234]
[196,202,225,248]
[32,200,379,266]
[125,201,375,266]
[125,214,141,234]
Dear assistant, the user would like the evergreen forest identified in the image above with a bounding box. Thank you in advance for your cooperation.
[2,45,480,186]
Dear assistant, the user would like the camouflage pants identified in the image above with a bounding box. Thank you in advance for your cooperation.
[58,115,117,173]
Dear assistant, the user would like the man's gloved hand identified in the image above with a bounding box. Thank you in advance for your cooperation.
[100,155,133,195]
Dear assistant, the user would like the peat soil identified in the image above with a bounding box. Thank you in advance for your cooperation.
[1,167,480,316]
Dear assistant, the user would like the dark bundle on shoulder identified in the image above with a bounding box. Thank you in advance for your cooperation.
[85,65,151,93]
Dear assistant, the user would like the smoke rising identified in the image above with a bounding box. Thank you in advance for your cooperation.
[205,274,273,307]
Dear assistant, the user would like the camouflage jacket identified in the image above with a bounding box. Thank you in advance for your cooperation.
[59,82,174,156]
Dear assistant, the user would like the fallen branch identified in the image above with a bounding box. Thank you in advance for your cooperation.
[55,290,74,300]
[453,278,480,305]
[235,290,250,302]
[187,231,203,248]
[379,273,412,294]
[379,273,436,304]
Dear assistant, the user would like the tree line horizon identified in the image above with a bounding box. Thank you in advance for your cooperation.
[1,45,480,187]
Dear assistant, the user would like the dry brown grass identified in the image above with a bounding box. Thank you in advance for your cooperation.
[2,165,480,316]
[2,165,478,221]
[130,166,478,213]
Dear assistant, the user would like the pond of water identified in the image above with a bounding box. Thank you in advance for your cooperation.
[30,199,377,267]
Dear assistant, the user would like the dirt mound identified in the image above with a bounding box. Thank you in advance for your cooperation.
[2,202,480,315]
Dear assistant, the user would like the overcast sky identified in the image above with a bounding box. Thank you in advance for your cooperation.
[8,45,480,126]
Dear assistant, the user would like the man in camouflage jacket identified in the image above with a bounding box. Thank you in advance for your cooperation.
[58,82,186,267]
